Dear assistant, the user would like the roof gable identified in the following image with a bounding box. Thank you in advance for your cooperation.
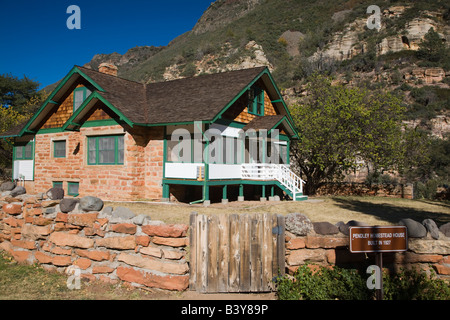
[2,65,298,139]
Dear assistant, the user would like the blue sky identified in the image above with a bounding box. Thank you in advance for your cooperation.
[0,0,213,89]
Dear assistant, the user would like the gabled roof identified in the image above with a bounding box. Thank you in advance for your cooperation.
[1,65,298,139]
[243,115,299,139]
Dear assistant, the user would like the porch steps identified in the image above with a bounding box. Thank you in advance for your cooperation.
[275,181,308,201]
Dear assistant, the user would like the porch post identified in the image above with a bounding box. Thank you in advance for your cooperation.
[238,184,244,202]
[269,185,275,201]
[203,185,210,206]
[162,183,170,202]
[222,185,228,204]
[260,185,266,202]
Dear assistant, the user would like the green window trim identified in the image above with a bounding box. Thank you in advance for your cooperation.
[53,140,66,158]
[248,86,264,116]
[14,141,34,160]
[68,182,79,197]
[87,135,124,165]
[53,181,63,189]
[73,87,92,112]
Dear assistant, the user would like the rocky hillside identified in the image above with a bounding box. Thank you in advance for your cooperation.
[81,0,450,135]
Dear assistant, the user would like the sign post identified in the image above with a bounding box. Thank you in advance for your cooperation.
[349,226,408,300]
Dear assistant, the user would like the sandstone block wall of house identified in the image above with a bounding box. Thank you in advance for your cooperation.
[34,125,164,201]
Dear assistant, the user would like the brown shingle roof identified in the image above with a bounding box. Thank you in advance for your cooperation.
[78,65,266,125]
[243,115,285,131]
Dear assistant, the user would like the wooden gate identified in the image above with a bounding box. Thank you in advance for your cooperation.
[189,213,285,293]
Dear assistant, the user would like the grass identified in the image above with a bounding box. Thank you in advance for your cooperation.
[1,196,449,300]
[0,251,158,300]
[105,196,450,227]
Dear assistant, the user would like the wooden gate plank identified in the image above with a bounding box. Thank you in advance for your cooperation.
[218,214,229,292]
[190,212,284,294]
[250,214,262,292]
[207,215,219,293]
[271,214,279,279]
[277,214,286,277]
[197,214,208,293]
[189,212,197,291]
[228,214,240,292]
[239,214,251,292]
[261,213,273,291]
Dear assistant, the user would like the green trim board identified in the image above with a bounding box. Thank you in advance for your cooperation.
[17,66,105,137]
[162,178,307,201]
[211,69,265,123]
[53,181,63,189]
[62,91,134,131]
[247,86,265,116]
[268,116,299,140]
[14,141,34,160]
[210,67,298,139]
[68,182,80,197]
[87,135,124,165]
[73,86,92,112]
[53,140,66,158]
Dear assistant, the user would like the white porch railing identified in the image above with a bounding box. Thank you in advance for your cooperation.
[241,164,306,200]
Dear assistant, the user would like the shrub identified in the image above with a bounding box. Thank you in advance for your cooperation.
[276,264,450,300]
[275,265,372,300]
[414,180,439,200]
[383,267,450,300]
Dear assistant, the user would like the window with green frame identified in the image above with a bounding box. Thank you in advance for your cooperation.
[53,140,66,158]
[248,86,264,116]
[87,135,124,165]
[68,182,79,196]
[14,141,34,160]
[53,181,63,189]
[73,87,92,112]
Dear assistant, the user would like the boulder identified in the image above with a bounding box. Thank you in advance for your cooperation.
[0,181,16,191]
[422,219,440,240]
[338,220,368,235]
[285,213,313,236]
[10,186,26,197]
[132,214,151,225]
[313,222,339,235]
[46,187,65,200]
[399,218,427,238]
[439,222,450,237]
[79,196,103,212]
[101,206,114,216]
[60,198,79,213]
[112,206,136,220]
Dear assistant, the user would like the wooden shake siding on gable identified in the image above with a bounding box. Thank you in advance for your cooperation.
[42,86,111,129]
[223,90,277,124]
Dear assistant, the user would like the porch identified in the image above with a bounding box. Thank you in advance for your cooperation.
[163,163,307,204]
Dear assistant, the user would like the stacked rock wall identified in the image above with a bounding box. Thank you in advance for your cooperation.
[285,213,450,280]
[0,193,189,291]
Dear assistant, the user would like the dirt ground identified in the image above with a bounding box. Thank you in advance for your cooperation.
[104,196,450,227]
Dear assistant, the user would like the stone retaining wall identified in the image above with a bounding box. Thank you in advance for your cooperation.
[285,213,450,280]
[0,194,189,291]
[1,190,449,293]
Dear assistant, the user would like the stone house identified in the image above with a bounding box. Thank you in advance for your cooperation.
[1,63,306,203]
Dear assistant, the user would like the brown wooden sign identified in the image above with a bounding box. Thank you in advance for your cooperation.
[349,226,408,253]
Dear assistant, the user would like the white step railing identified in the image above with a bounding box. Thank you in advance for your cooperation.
[241,164,305,200]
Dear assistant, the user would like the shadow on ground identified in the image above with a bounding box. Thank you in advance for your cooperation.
[332,197,450,226]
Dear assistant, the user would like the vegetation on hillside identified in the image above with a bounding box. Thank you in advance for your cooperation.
[2,0,450,199]
[0,74,47,178]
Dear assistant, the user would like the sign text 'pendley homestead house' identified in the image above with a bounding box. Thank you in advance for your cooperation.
[1,63,307,204]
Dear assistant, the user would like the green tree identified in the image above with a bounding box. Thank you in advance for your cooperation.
[416,27,449,68]
[0,74,41,113]
[0,73,47,178]
[290,74,406,195]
